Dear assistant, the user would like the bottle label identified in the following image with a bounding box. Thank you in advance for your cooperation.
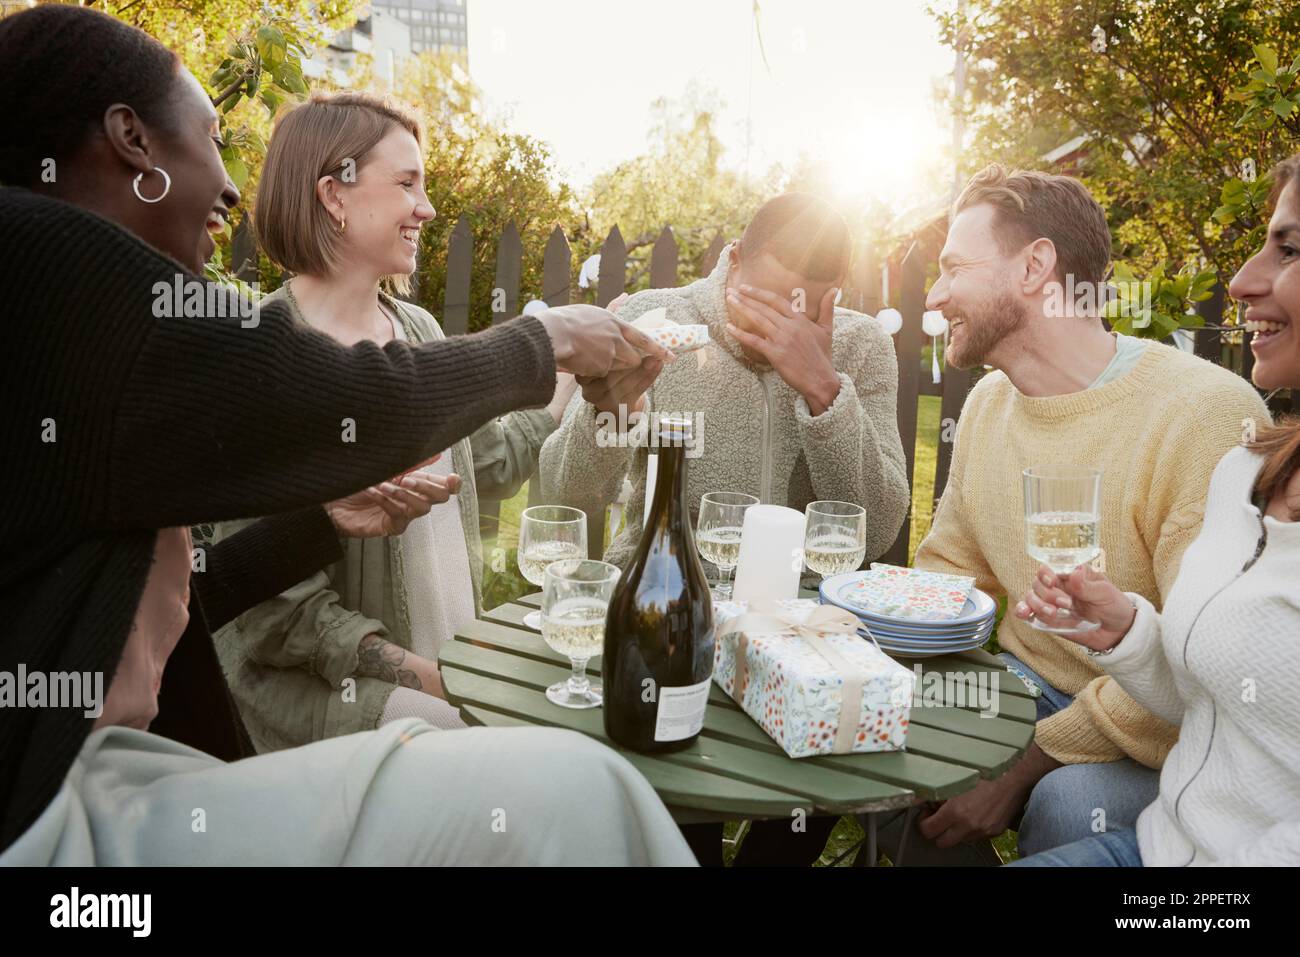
[653,677,711,742]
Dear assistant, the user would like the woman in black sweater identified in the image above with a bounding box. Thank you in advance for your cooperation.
[0,6,686,864]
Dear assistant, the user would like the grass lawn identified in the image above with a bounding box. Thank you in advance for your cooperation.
[479,391,1018,865]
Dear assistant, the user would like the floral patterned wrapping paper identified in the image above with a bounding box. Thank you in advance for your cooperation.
[713,599,915,759]
[645,323,710,353]
[834,563,976,621]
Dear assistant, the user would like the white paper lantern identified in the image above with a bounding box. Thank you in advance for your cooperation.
[522,299,549,316]
[577,254,601,290]
[876,308,903,336]
[922,310,949,337]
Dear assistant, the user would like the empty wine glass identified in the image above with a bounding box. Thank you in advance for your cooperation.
[696,491,758,601]
[1023,465,1102,634]
[541,559,618,709]
[803,501,868,581]
[517,505,587,630]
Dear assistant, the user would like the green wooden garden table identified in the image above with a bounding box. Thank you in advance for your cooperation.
[438,593,1037,865]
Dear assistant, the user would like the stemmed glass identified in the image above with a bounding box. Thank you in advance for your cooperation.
[803,501,868,581]
[696,491,758,600]
[517,505,587,630]
[540,559,618,709]
[1023,465,1103,634]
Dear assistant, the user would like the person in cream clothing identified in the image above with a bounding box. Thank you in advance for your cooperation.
[909,165,1270,863]
[1012,153,1300,866]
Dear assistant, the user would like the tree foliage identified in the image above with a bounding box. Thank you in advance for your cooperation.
[932,0,1300,326]
[584,88,778,291]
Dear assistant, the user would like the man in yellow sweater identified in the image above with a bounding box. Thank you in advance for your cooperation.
[910,165,1270,859]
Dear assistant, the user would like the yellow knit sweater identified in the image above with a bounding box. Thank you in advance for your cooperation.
[914,342,1270,768]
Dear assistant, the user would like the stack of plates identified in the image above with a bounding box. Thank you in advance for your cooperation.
[818,571,996,658]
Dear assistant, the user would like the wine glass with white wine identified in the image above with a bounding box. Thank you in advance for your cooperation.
[696,491,758,601]
[541,559,618,708]
[1023,465,1102,634]
[517,505,587,630]
[803,501,868,581]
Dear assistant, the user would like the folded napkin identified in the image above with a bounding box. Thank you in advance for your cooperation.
[633,307,711,359]
[836,563,976,621]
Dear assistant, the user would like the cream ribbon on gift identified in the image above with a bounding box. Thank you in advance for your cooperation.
[719,601,872,754]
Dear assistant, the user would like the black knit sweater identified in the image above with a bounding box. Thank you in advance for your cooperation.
[0,188,557,850]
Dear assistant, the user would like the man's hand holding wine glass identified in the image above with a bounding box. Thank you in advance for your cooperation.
[1013,563,1138,653]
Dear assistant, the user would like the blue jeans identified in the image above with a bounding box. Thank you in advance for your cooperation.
[1009,826,1143,866]
[998,653,1160,857]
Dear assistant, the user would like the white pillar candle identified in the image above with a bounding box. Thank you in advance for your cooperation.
[643,452,658,524]
[732,504,806,603]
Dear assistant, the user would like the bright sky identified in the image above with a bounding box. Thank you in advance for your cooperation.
[465,0,955,210]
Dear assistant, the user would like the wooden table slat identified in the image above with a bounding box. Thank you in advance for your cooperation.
[453,641,974,800]
[699,704,979,800]
[906,671,1038,724]
[443,637,1020,801]
[462,704,814,819]
[449,637,1021,782]
[496,598,1034,713]
[477,606,1037,725]
[452,617,740,709]
[441,661,915,814]
[894,724,1023,778]
[446,599,1038,819]
[916,652,1036,699]
[908,705,1035,750]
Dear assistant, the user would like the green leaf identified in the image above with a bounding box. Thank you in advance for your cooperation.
[1254,44,1279,75]
[1272,96,1296,119]
[255,26,288,65]
[280,66,308,96]
[1151,312,1180,337]
[224,153,249,190]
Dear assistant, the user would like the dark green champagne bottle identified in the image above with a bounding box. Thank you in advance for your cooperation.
[603,415,715,753]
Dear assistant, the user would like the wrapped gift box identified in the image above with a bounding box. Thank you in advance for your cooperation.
[713,599,915,759]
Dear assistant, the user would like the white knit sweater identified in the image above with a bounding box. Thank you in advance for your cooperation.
[1106,445,1300,866]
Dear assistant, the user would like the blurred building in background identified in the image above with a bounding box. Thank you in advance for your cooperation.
[371,0,468,63]
[306,6,414,88]
[307,1,468,88]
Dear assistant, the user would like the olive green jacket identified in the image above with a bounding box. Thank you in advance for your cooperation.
[211,288,556,752]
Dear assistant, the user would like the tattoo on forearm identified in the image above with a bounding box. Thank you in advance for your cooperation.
[356,634,422,689]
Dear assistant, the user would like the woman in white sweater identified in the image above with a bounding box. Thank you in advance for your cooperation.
[1010,154,1300,867]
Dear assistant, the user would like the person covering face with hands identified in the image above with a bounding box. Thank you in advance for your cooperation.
[540,192,909,866]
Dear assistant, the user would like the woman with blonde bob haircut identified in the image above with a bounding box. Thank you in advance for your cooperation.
[212,92,577,748]
[1010,153,1300,867]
